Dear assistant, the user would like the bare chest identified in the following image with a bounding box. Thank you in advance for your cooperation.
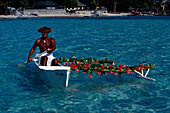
[39,40,51,48]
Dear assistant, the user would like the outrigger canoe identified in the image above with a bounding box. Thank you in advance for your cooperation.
[33,59,71,88]
[30,53,155,88]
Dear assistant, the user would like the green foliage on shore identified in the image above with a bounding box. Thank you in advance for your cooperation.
[79,0,163,12]
[1,0,164,12]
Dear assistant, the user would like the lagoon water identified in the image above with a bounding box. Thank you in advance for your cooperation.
[0,16,170,112]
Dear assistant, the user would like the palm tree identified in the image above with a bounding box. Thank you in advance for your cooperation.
[91,0,99,10]
[9,0,29,8]
[113,0,117,12]
[1,0,10,15]
[65,0,79,9]
[1,0,30,15]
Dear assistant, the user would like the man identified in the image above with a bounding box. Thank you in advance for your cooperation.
[28,26,58,66]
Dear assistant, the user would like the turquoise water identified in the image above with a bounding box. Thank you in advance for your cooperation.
[0,16,170,112]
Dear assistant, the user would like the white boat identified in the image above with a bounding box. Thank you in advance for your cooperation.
[17,15,28,19]
[33,59,71,88]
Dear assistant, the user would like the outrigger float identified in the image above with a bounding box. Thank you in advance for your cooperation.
[32,54,155,88]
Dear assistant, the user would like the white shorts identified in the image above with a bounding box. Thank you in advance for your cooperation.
[36,52,56,66]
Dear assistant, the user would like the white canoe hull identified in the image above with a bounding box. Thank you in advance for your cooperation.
[33,59,71,88]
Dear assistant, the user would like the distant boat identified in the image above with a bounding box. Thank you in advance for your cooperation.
[17,15,28,19]
[91,13,102,17]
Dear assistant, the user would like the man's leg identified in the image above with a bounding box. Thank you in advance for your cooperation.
[40,56,48,66]
[51,59,59,66]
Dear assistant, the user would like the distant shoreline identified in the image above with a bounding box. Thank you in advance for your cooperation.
[0,13,165,19]
[0,13,134,19]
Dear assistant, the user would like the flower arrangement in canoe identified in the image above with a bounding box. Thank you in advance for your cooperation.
[57,56,155,78]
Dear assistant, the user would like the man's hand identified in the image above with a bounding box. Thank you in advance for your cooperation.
[28,57,32,62]
[47,48,52,53]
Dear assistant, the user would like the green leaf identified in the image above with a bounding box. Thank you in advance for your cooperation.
[88,70,91,75]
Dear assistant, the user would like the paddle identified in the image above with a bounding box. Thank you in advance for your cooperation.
[18,51,47,67]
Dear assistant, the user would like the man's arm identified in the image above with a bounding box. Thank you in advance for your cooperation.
[47,38,56,53]
[28,40,38,62]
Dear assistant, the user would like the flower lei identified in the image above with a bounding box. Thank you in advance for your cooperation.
[57,56,155,78]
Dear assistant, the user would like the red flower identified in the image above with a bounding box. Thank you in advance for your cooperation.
[74,64,77,68]
[72,56,76,59]
[75,69,79,72]
[119,64,123,68]
[118,67,122,72]
[63,63,66,65]
[109,65,112,68]
[97,72,102,75]
[133,67,140,71]
[100,66,105,70]
[139,65,148,69]
[88,75,93,78]
[136,67,140,71]
[105,72,109,75]
[69,63,74,68]
[76,61,81,65]
[82,66,86,70]
[114,73,117,75]
[83,63,90,70]
[65,61,68,64]
[69,63,77,69]
[125,68,129,72]
[110,71,113,73]
[95,68,99,72]
[144,65,148,68]
[139,65,145,69]
[85,63,89,67]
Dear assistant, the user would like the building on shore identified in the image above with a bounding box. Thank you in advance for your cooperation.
[66,1,88,13]
[33,1,64,9]
[77,2,88,10]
